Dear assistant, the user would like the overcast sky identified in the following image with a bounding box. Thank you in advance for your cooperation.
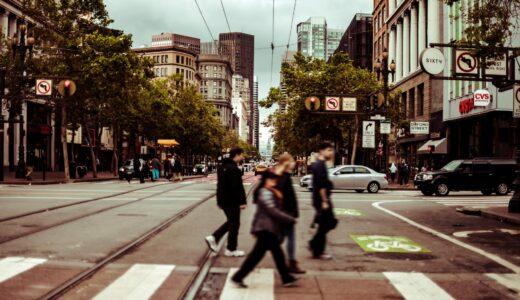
[104,0,373,147]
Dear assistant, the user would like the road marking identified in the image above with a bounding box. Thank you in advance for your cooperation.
[351,235,430,253]
[93,264,175,300]
[0,257,47,283]
[373,201,520,274]
[220,268,273,300]
[486,273,520,294]
[334,208,363,216]
[384,272,454,300]
[453,229,520,238]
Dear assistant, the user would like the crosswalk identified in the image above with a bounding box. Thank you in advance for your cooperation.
[0,257,519,299]
[429,197,510,209]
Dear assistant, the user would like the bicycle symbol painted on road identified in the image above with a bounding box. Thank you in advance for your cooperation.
[351,235,430,253]
[334,208,363,217]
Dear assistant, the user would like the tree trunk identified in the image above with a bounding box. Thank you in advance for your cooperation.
[351,115,359,165]
[82,120,98,178]
[61,102,70,181]
[112,124,119,176]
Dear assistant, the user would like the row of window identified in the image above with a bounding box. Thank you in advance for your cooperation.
[373,5,387,33]
[401,83,425,119]
[152,55,169,64]
[153,67,195,80]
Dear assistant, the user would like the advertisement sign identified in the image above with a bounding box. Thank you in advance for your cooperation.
[419,48,446,75]
[342,97,357,112]
[362,135,375,149]
[325,97,340,111]
[514,85,520,119]
[363,121,375,136]
[380,122,391,134]
[455,50,478,75]
[473,89,491,107]
[484,57,508,76]
[410,122,430,135]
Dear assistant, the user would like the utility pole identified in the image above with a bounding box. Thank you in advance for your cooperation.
[0,67,5,182]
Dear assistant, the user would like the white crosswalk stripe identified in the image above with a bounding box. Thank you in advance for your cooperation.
[0,257,47,283]
[93,264,175,300]
[486,273,520,294]
[429,197,509,209]
[220,268,274,300]
[384,272,454,300]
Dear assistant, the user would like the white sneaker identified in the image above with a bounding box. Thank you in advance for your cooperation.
[224,249,245,257]
[205,236,218,252]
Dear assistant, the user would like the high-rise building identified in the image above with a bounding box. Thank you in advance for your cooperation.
[200,40,231,56]
[151,33,200,54]
[336,13,373,70]
[219,32,255,142]
[297,17,342,60]
[253,76,259,149]
[279,51,297,113]
[232,75,250,142]
[198,54,234,129]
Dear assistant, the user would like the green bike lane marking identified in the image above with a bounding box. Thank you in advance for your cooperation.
[351,235,431,253]
[334,208,364,216]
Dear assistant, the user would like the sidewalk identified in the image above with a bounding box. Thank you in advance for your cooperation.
[387,182,415,190]
[0,171,118,185]
[479,206,520,226]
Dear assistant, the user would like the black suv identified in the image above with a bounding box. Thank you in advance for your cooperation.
[414,159,516,196]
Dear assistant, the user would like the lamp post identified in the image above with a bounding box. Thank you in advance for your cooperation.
[7,23,35,179]
[374,49,396,172]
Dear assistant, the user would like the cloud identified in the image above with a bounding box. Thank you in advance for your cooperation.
[104,0,373,146]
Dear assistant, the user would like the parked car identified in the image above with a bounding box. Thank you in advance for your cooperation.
[254,164,268,176]
[193,164,208,175]
[414,158,516,196]
[301,165,388,193]
[118,159,146,180]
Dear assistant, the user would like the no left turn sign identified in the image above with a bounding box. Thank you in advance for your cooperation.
[36,79,53,96]
[325,97,340,111]
[456,50,478,75]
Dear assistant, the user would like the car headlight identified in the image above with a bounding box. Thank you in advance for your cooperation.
[119,167,125,172]
[424,174,433,180]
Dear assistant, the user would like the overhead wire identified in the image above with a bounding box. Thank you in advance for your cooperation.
[270,0,275,85]
[194,0,215,41]
[219,0,232,33]
[285,0,297,60]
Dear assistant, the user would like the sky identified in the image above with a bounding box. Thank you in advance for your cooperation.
[104,0,373,149]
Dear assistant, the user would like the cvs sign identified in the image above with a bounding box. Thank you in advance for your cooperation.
[473,89,491,107]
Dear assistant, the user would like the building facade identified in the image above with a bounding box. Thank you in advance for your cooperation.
[151,33,200,55]
[442,2,518,160]
[133,45,199,86]
[297,17,342,61]
[232,75,250,142]
[219,32,255,142]
[198,54,235,129]
[385,0,445,168]
[252,76,259,149]
[336,13,373,69]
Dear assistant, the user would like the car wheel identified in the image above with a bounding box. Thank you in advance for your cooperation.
[355,189,364,193]
[367,182,380,193]
[481,188,493,196]
[420,188,434,196]
[434,182,450,196]
[495,182,509,196]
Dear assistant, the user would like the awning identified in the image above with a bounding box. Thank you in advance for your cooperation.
[157,139,179,147]
[417,138,447,155]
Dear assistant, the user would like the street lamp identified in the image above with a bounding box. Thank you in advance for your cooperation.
[6,22,35,179]
[374,48,396,172]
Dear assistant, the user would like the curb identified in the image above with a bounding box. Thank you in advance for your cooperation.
[480,210,520,226]
[0,175,207,186]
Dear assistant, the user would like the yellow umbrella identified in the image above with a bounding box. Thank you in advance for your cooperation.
[157,139,180,147]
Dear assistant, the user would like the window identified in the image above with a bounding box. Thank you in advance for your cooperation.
[354,167,370,174]
[164,55,168,63]
[176,55,180,63]
[401,92,407,118]
[417,84,424,116]
[338,167,354,174]
[473,163,490,174]
[409,88,415,118]
[181,56,185,64]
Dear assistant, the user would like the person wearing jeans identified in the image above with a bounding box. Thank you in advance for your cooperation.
[231,171,297,288]
[205,148,247,257]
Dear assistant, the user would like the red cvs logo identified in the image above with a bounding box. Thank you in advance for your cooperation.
[459,97,475,114]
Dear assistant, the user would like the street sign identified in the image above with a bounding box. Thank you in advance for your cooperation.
[305,96,320,111]
[363,121,375,136]
[455,50,478,75]
[410,121,429,135]
[36,79,53,96]
[325,96,340,111]
[484,56,508,76]
[351,235,430,253]
[420,48,446,75]
[362,135,375,148]
[473,89,491,107]
[380,122,391,134]
[514,85,520,118]
[370,114,386,121]
[341,97,357,112]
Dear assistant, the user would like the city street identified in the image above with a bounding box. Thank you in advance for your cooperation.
[0,176,518,299]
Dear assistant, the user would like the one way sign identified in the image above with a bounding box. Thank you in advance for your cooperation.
[363,121,375,136]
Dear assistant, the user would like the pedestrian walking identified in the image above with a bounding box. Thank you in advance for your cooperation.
[141,159,150,184]
[129,156,141,184]
[205,148,247,257]
[389,162,397,183]
[173,155,183,181]
[403,161,410,185]
[230,170,298,288]
[309,142,338,260]
[163,156,172,179]
[274,153,305,274]
[151,157,161,181]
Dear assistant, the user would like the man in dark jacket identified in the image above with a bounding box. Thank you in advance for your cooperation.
[309,142,336,260]
[205,148,247,257]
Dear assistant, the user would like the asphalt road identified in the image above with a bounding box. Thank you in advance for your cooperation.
[0,177,518,299]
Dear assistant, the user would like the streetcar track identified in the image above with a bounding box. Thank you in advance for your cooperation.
[0,182,196,245]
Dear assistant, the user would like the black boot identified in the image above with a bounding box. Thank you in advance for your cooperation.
[288,260,306,274]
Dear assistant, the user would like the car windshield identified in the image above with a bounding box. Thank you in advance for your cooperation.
[441,160,463,172]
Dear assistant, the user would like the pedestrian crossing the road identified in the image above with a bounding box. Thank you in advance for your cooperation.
[0,258,518,299]
[428,197,510,209]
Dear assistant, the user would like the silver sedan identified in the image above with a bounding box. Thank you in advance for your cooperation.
[301,165,388,193]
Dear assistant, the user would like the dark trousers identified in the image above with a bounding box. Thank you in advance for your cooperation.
[212,206,240,251]
[309,209,335,257]
[232,231,293,283]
